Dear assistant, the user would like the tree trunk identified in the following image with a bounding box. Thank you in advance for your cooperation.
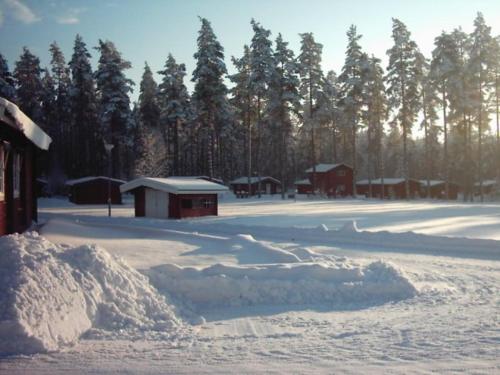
[442,83,449,200]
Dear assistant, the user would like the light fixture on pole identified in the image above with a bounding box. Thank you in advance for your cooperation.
[104,143,114,217]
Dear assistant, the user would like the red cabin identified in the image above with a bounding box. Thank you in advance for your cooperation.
[229,176,281,196]
[0,97,52,236]
[295,179,313,194]
[305,163,353,197]
[66,176,125,205]
[121,177,228,219]
[419,180,460,200]
[356,178,421,199]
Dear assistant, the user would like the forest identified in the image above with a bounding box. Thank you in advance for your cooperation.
[1,13,499,201]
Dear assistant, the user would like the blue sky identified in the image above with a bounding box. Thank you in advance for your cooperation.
[1,0,500,102]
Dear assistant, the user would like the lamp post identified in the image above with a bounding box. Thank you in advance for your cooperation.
[104,143,114,217]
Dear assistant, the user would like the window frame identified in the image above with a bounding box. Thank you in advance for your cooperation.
[13,152,21,199]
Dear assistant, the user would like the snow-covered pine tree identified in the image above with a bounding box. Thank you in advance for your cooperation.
[69,34,101,178]
[363,55,388,198]
[230,45,254,188]
[431,32,458,199]
[316,70,340,163]
[0,54,17,102]
[158,55,190,176]
[192,17,230,179]
[95,40,134,179]
[49,42,74,176]
[249,19,274,197]
[386,18,422,199]
[14,47,44,124]
[266,33,300,198]
[338,25,367,195]
[39,68,57,178]
[298,32,323,194]
[468,13,494,202]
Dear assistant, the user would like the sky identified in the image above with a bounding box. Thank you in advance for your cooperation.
[1,0,500,103]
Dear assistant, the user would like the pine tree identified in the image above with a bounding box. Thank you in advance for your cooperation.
[468,13,494,202]
[0,54,17,102]
[158,55,190,176]
[95,39,134,179]
[338,25,367,195]
[298,32,323,193]
[14,47,44,124]
[267,33,300,198]
[192,17,230,179]
[316,70,340,163]
[364,55,388,198]
[491,36,500,182]
[249,19,274,197]
[69,35,101,177]
[139,62,160,130]
[386,18,422,198]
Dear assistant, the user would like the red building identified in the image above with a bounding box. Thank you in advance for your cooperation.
[419,180,460,199]
[295,179,312,194]
[305,163,353,197]
[229,176,281,196]
[120,177,229,219]
[356,178,421,199]
[0,97,52,236]
[474,180,497,196]
[66,176,125,204]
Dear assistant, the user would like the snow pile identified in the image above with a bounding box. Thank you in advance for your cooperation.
[0,232,181,355]
[232,234,301,264]
[147,260,417,311]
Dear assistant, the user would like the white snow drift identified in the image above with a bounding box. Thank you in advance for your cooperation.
[147,260,417,311]
[0,233,181,355]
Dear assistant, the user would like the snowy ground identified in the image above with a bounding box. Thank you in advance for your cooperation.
[1,196,499,374]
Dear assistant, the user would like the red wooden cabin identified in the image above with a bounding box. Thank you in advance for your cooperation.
[305,163,353,197]
[66,176,125,204]
[229,176,281,196]
[419,180,459,199]
[0,97,52,236]
[356,178,421,199]
[121,177,228,219]
[295,179,313,194]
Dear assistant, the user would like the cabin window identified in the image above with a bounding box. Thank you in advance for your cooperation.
[181,199,193,209]
[0,145,4,200]
[13,153,21,198]
[200,198,214,209]
[337,170,346,177]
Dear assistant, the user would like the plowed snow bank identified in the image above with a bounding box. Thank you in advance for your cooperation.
[0,233,181,355]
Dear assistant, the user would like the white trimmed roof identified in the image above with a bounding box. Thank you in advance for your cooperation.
[295,179,311,185]
[357,178,418,185]
[419,180,459,187]
[0,97,52,150]
[66,176,126,186]
[120,177,229,194]
[305,163,350,173]
[230,176,281,185]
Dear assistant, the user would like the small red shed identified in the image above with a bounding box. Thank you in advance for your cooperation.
[295,179,313,194]
[120,177,229,219]
[0,97,52,236]
[474,180,497,196]
[66,176,125,205]
[305,163,353,197]
[419,180,460,199]
[229,176,281,196]
[356,178,421,199]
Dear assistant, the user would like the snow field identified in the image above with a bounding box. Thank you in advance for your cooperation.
[0,232,182,354]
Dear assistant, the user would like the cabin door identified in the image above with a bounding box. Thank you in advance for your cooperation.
[145,189,169,218]
[266,183,271,195]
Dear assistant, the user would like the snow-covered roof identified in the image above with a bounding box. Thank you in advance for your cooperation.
[169,175,225,185]
[419,180,459,187]
[120,177,229,194]
[295,179,311,185]
[0,97,52,150]
[229,176,281,185]
[474,180,497,187]
[357,178,418,185]
[66,176,126,186]
[305,163,351,173]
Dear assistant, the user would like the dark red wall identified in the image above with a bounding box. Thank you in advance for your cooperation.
[357,180,421,199]
[134,187,146,217]
[296,184,312,194]
[169,193,218,219]
[69,179,123,205]
[307,165,353,197]
[0,123,38,235]
[231,179,280,196]
[420,183,459,199]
